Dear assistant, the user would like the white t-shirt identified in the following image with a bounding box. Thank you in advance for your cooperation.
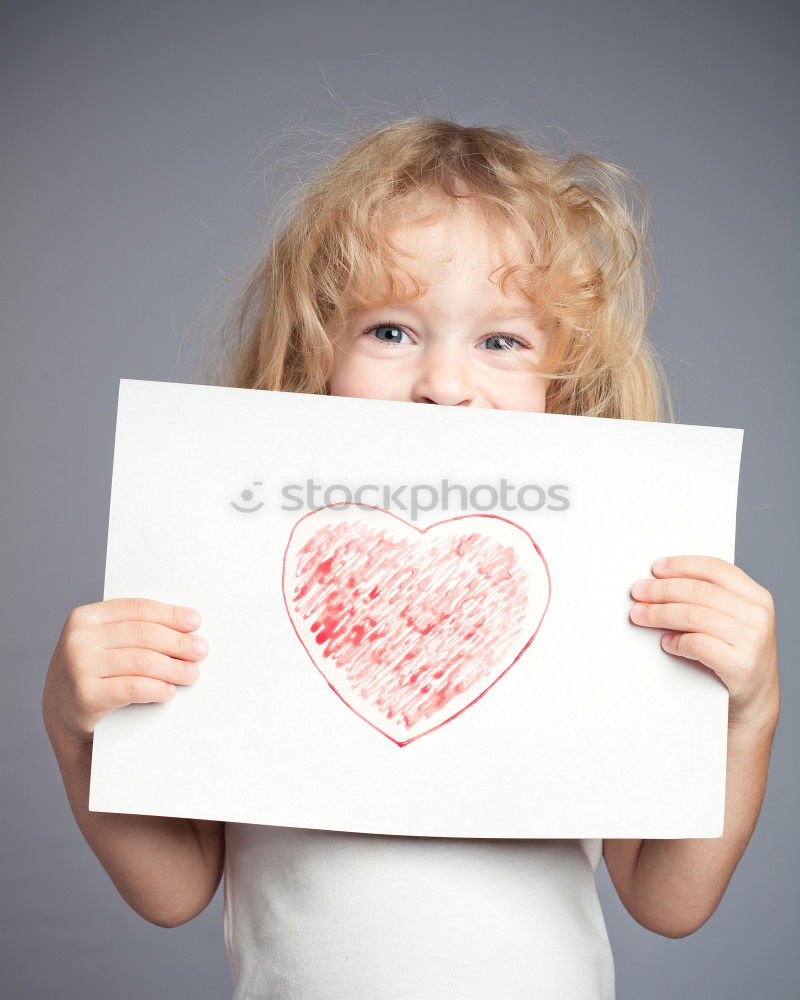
[223,824,614,999]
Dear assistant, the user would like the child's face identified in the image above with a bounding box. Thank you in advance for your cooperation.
[327,200,550,412]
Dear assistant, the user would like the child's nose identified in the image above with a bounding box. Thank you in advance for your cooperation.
[411,346,474,406]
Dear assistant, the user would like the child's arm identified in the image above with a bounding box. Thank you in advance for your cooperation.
[603,555,779,938]
[42,599,225,928]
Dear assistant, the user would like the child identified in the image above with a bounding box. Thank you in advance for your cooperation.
[42,117,780,999]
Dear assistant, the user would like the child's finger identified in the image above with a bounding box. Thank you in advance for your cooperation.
[630,576,753,620]
[71,597,202,633]
[90,674,179,714]
[95,647,202,687]
[650,556,772,608]
[630,601,740,646]
[659,630,740,680]
[98,619,208,663]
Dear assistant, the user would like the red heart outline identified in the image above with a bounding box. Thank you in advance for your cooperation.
[282,503,551,746]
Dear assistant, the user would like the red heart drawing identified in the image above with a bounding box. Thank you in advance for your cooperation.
[282,504,551,746]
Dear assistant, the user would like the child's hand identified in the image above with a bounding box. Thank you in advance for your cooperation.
[42,598,207,745]
[629,556,779,730]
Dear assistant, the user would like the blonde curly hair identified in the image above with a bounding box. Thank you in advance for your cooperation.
[197,116,672,421]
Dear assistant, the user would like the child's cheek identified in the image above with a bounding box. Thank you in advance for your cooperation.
[487,373,548,414]
[329,354,404,402]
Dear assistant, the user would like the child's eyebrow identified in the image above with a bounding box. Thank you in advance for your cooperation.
[355,302,538,323]
[485,308,539,321]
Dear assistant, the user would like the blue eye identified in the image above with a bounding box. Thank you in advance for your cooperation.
[482,335,527,351]
[366,323,411,345]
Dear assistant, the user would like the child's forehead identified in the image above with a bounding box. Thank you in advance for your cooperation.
[344,195,531,308]
[381,191,526,261]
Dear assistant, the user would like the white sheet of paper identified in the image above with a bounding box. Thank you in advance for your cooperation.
[89,378,743,837]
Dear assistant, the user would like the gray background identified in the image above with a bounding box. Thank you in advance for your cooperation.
[2,0,797,996]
